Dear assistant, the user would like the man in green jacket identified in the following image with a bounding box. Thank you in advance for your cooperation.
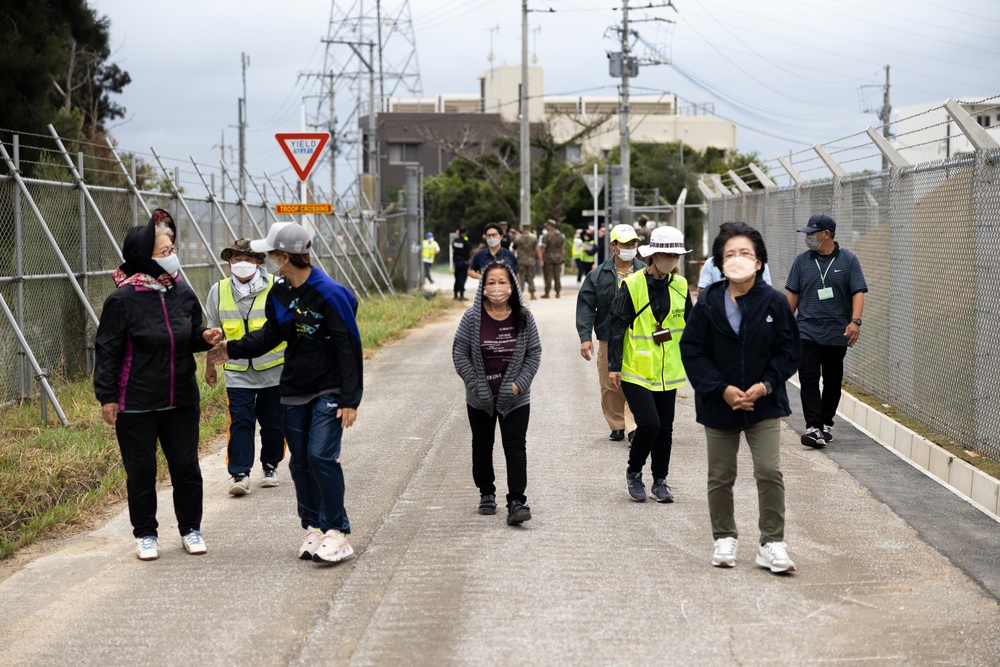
[575,224,645,442]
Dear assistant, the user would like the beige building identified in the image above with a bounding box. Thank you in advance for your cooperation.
[381,65,737,162]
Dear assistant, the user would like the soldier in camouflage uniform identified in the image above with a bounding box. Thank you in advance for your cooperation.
[512,222,539,300]
[539,219,566,299]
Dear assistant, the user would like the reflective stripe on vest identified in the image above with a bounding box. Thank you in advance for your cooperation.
[218,276,287,372]
[621,270,688,392]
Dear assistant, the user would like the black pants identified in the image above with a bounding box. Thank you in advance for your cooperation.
[621,383,676,480]
[799,340,849,429]
[467,403,529,507]
[423,262,434,283]
[454,261,469,296]
[576,259,588,282]
[115,403,203,538]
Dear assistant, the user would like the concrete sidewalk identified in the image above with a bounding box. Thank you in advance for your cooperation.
[1,279,998,666]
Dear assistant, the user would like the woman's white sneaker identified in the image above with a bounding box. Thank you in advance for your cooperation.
[756,541,796,573]
[312,530,354,564]
[712,537,738,568]
[182,530,207,555]
[299,527,324,560]
[135,536,158,561]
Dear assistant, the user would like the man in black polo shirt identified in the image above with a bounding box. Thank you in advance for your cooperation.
[451,225,474,301]
[785,213,867,448]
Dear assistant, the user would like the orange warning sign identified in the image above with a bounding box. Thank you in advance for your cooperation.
[275,203,333,215]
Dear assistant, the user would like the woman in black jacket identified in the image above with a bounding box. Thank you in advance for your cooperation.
[94,210,221,561]
[679,222,801,575]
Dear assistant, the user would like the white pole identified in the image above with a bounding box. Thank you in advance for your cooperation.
[593,162,599,236]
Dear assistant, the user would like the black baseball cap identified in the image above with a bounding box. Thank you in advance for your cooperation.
[797,213,836,234]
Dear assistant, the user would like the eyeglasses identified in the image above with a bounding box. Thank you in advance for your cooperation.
[484,232,502,238]
[614,241,638,249]
[156,245,177,258]
[723,249,756,260]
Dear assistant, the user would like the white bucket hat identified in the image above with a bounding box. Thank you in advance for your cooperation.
[638,225,692,258]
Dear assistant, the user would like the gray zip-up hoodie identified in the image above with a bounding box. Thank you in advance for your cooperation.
[452,262,542,417]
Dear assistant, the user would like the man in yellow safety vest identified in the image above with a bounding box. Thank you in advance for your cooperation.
[423,232,441,284]
[205,238,287,496]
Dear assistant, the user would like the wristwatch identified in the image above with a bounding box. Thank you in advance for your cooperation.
[851,317,863,326]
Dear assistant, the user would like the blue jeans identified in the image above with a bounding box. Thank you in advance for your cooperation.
[283,395,351,534]
[227,385,285,476]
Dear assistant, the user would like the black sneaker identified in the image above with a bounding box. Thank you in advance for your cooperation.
[609,429,625,441]
[507,500,532,525]
[650,478,674,503]
[800,427,825,448]
[627,430,636,444]
[478,494,497,515]
[821,425,833,443]
[626,471,646,502]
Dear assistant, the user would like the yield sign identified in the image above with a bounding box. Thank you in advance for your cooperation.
[582,174,606,198]
[275,132,330,182]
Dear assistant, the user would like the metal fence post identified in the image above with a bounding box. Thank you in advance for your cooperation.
[0,292,68,425]
[131,157,139,228]
[405,166,420,290]
[13,135,28,399]
[78,151,93,375]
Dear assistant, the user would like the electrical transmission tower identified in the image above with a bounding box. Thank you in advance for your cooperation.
[309,1,423,210]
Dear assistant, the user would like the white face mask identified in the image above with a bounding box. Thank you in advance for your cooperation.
[652,254,679,275]
[154,254,181,277]
[617,248,637,262]
[723,256,759,283]
[230,261,258,280]
[486,237,501,249]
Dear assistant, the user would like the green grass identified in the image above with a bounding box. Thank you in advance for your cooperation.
[0,294,455,559]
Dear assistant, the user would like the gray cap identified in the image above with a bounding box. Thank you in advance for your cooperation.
[250,223,312,254]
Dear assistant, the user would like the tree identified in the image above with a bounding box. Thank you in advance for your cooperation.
[0,1,131,176]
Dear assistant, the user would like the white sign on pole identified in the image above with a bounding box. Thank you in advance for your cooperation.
[582,174,606,199]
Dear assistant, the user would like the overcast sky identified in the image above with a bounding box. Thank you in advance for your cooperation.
[86,0,1000,194]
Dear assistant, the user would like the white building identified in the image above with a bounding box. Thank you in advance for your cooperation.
[894,98,1000,165]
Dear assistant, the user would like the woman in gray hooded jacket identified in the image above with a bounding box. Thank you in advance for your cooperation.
[452,260,542,525]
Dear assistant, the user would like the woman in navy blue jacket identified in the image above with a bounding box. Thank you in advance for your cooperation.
[679,222,801,575]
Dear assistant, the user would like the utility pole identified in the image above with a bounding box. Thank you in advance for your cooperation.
[238,52,249,196]
[619,0,631,226]
[879,64,891,170]
[520,0,531,231]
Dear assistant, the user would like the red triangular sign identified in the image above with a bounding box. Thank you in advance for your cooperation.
[275,132,331,182]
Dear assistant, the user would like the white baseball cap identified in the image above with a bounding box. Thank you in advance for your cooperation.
[250,223,312,254]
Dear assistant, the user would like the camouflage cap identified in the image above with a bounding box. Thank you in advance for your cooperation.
[220,238,266,263]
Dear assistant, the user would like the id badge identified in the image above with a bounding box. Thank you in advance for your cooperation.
[817,287,834,300]
[652,329,672,344]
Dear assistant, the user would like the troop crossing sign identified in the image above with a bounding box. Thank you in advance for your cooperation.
[275,132,330,182]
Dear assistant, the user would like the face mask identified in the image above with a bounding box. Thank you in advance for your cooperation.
[617,248,637,262]
[486,237,501,249]
[653,254,679,275]
[230,261,258,280]
[484,284,512,305]
[154,254,181,277]
[805,233,822,251]
[723,256,759,282]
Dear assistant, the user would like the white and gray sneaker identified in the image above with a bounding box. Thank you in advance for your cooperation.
[313,530,355,564]
[260,466,279,488]
[756,541,796,573]
[712,537,738,568]
[299,527,324,560]
[229,474,251,495]
[135,536,158,561]
[182,530,207,555]
[821,425,834,443]
[800,427,824,448]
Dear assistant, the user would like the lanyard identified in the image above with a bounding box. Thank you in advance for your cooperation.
[814,255,837,288]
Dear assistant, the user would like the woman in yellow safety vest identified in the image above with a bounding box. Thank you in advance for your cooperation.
[205,238,287,497]
[608,225,693,504]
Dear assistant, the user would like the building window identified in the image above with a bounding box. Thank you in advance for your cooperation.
[388,143,420,164]
[565,144,582,164]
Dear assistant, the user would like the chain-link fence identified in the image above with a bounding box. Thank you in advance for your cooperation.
[707,148,1000,461]
[0,131,401,417]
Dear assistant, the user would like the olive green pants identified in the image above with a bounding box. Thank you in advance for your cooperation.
[705,418,785,545]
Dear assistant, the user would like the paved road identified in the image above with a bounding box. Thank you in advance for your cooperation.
[1,275,998,666]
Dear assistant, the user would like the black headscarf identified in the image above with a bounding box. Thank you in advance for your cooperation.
[119,209,177,279]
